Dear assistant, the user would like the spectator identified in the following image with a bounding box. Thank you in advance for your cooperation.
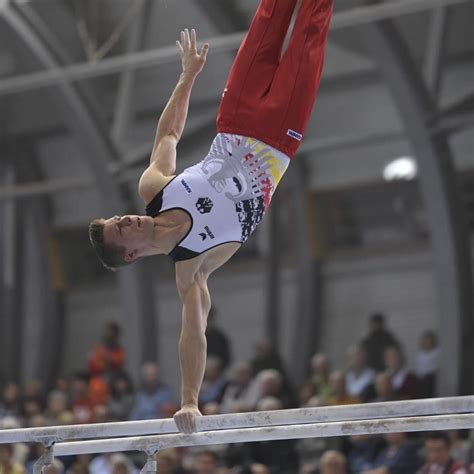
[248,369,293,409]
[88,321,125,407]
[45,390,69,425]
[194,451,225,474]
[110,454,137,474]
[370,373,398,403]
[307,353,332,401]
[419,432,468,474]
[156,449,190,474]
[107,372,134,421]
[0,417,28,466]
[415,330,439,398]
[248,465,270,474]
[326,371,360,406]
[199,357,229,406]
[297,397,341,473]
[88,322,125,378]
[70,373,96,424]
[363,432,421,473]
[220,362,255,413]
[250,341,295,406]
[384,346,417,399]
[250,340,287,379]
[0,444,25,474]
[129,362,174,420]
[347,435,385,473]
[320,450,347,474]
[448,431,473,468]
[345,345,376,402]
[0,383,21,418]
[206,307,232,370]
[361,313,400,371]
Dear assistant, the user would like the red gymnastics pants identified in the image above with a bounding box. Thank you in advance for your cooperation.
[216,0,333,159]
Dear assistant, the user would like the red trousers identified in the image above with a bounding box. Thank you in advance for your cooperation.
[216,0,333,158]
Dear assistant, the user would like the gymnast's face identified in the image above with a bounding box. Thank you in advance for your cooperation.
[102,215,155,261]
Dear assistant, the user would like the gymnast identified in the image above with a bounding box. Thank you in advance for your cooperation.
[89,0,333,433]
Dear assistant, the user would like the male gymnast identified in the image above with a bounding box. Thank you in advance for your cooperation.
[89,0,333,433]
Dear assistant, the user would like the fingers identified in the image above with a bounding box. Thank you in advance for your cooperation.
[190,28,197,51]
[176,40,184,56]
[200,43,209,60]
[173,412,197,434]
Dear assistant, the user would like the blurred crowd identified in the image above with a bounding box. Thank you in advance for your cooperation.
[0,311,473,474]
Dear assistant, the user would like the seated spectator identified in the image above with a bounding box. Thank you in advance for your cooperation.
[206,307,232,371]
[326,371,360,406]
[107,372,134,421]
[109,454,137,474]
[347,435,385,473]
[0,444,25,474]
[362,432,421,473]
[370,373,399,403]
[156,449,190,474]
[415,330,439,398]
[345,345,376,402]
[0,383,21,419]
[88,321,125,378]
[419,432,468,474]
[129,362,174,420]
[199,357,229,407]
[88,321,125,407]
[0,417,28,466]
[448,431,472,468]
[45,390,69,425]
[307,353,332,401]
[320,450,348,474]
[194,451,226,474]
[248,465,270,474]
[360,313,400,372]
[297,396,341,472]
[384,346,417,400]
[250,340,287,376]
[70,373,96,424]
[220,362,255,413]
[248,369,293,409]
[250,341,295,406]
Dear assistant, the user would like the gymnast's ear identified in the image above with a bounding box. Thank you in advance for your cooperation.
[124,250,138,263]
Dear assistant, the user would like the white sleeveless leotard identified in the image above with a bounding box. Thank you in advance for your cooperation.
[145,133,290,262]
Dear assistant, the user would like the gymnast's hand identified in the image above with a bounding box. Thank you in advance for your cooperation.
[176,28,209,77]
[173,404,202,434]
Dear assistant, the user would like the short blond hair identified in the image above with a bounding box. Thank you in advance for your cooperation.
[88,218,130,271]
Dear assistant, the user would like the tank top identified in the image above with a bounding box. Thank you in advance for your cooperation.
[145,133,290,262]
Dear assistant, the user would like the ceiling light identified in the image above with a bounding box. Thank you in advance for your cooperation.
[383,156,418,182]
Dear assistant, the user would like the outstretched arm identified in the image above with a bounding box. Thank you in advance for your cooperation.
[173,271,211,433]
[149,29,209,176]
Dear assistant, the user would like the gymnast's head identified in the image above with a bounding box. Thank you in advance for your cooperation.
[89,215,156,271]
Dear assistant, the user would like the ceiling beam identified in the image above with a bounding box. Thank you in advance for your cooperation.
[0,0,470,97]
[1,3,126,213]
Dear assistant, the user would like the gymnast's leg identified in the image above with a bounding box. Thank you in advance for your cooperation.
[217,0,333,158]
[216,0,298,129]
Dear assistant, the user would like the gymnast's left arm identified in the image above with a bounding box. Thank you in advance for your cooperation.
[173,271,211,433]
[148,29,209,176]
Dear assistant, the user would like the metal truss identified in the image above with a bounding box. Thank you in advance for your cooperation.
[0,0,471,96]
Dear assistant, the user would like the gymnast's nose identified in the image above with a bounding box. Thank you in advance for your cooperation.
[119,215,132,226]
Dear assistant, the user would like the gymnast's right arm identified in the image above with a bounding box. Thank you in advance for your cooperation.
[173,271,211,433]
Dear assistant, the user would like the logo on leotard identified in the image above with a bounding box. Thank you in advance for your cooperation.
[196,197,213,214]
[180,179,192,193]
[287,129,303,141]
[199,226,215,241]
